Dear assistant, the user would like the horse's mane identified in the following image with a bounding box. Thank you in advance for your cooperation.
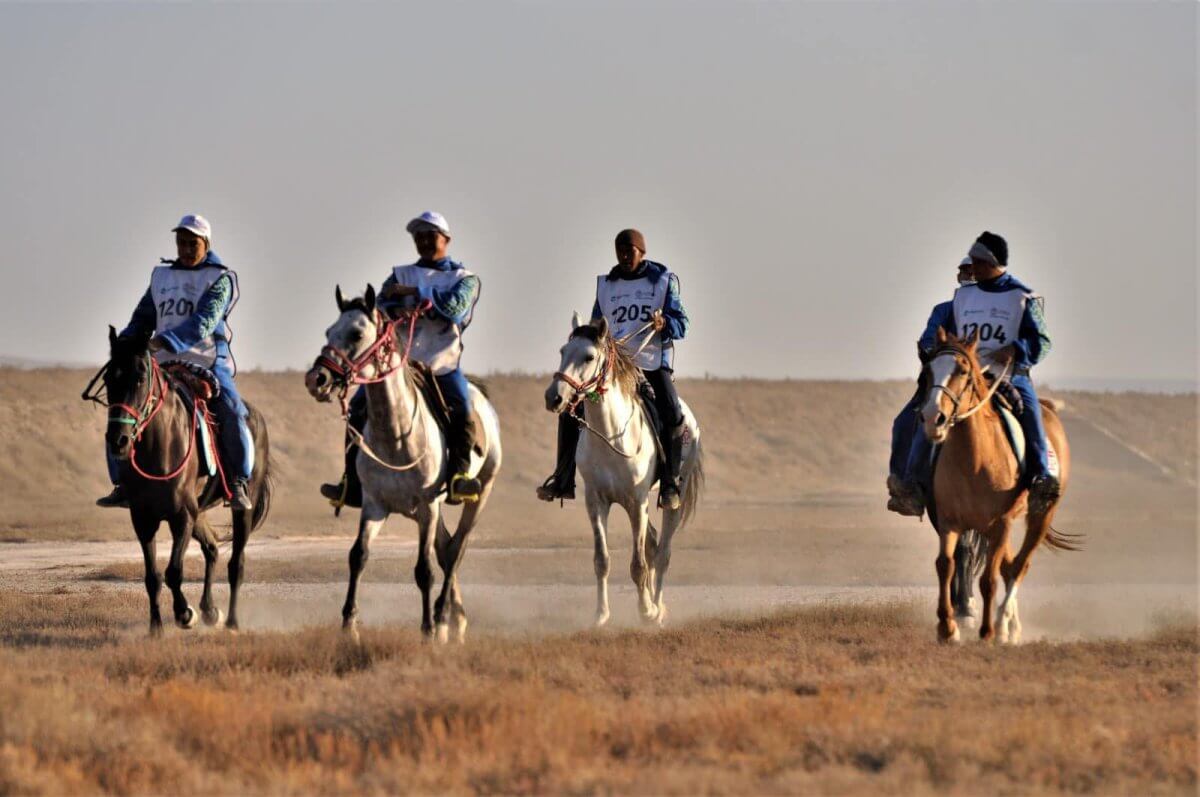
[570,325,641,397]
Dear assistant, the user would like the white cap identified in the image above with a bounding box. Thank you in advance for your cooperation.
[959,256,973,267]
[172,214,211,240]
[405,210,450,236]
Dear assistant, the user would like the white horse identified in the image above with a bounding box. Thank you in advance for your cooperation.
[544,313,704,626]
[305,285,502,643]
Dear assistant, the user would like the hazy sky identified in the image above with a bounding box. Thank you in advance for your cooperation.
[0,2,1194,384]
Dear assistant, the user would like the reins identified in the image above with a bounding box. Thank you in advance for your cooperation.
[319,303,434,473]
[84,354,231,496]
[554,319,658,459]
[928,344,1013,426]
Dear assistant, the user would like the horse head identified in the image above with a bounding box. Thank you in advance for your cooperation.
[921,326,985,443]
[305,284,382,402]
[545,313,613,413]
[104,325,154,460]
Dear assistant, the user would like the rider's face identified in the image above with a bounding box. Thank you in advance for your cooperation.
[616,243,644,272]
[957,264,975,285]
[175,231,207,267]
[412,229,449,261]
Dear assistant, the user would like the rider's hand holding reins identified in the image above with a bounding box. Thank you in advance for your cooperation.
[651,310,665,332]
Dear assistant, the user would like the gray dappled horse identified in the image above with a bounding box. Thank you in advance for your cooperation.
[305,286,502,643]
[545,313,704,626]
[98,328,273,634]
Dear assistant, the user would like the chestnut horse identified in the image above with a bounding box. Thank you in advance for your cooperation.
[921,328,1077,643]
[94,328,273,634]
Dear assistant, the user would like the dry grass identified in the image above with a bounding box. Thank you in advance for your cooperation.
[0,589,1194,795]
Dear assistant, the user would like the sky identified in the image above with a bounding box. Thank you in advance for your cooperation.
[0,2,1195,385]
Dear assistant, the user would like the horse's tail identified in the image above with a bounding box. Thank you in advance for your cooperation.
[679,436,705,528]
[1043,524,1084,552]
[249,405,274,532]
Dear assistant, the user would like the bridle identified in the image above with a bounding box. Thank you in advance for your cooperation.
[82,352,225,490]
[554,335,617,414]
[314,301,429,416]
[926,343,1012,426]
[312,301,437,474]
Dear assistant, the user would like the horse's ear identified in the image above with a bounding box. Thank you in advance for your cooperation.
[936,327,948,344]
[594,316,609,340]
[570,310,583,331]
[108,325,117,346]
[335,285,346,312]
[364,284,377,313]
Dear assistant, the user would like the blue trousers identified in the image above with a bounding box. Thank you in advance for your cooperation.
[901,373,1051,485]
[890,386,922,477]
[106,365,253,484]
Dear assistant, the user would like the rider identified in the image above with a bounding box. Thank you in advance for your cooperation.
[886,257,974,516]
[97,214,254,510]
[318,210,483,507]
[536,228,690,509]
[893,231,1057,516]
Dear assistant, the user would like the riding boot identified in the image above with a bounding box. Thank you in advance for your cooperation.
[659,421,685,511]
[96,484,129,508]
[537,410,580,502]
[229,478,253,511]
[446,411,481,505]
[320,389,365,513]
[319,429,363,512]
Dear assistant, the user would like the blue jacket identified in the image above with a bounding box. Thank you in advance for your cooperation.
[919,300,953,355]
[936,273,1051,371]
[121,251,237,368]
[381,257,480,326]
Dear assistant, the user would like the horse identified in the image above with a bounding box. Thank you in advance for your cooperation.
[94,328,273,634]
[304,285,502,643]
[921,327,1077,643]
[544,313,704,626]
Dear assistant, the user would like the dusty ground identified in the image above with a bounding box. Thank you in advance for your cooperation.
[0,369,1196,793]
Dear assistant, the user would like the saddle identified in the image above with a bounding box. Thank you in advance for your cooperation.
[407,361,487,456]
[160,361,223,480]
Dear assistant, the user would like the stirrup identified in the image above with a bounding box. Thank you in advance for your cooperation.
[448,472,482,505]
[657,482,682,511]
[536,474,575,503]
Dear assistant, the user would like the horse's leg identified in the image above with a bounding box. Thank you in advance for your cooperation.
[585,491,613,627]
[978,520,1011,642]
[225,507,251,631]
[999,504,1058,645]
[434,473,494,644]
[652,511,680,626]
[193,514,223,626]
[134,514,163,636]
[414,504,439,638]
[952,531,977,626]
[628,502,658,623]
[342,502,387,641]
[164,513,197,629]
[936,528,961,643]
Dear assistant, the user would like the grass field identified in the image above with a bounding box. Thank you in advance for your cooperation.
[0,589,1195,795]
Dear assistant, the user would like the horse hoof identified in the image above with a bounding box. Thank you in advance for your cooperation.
[202,608,224,627]
[594,610,610,628]
[175,607,197,630]
[345,624,361,646]
[655,605,667,627]
[149,623,164,638]
[937,625,961,644]
[225,619,240,634]
[454,615,468,644]
[956,612,977,630]
[435,623,449,645]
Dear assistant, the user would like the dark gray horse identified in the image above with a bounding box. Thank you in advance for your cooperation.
[97,328,273,634]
